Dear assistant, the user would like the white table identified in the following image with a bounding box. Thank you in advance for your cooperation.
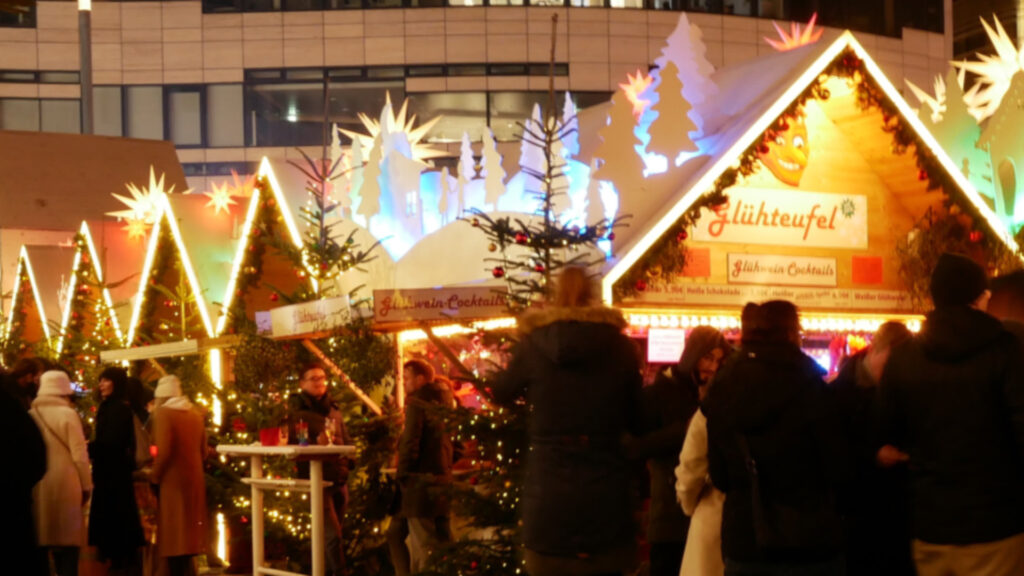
[217,444,357,576]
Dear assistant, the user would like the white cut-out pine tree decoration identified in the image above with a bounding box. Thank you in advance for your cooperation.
[561,92,579,158]
[358,134,383,226]
[439,166,452,225]
[481,128,506,208]
[980,72,1024,219]
[457,133,475,214]
[585,157,605,227]
[520,104,547,185]
[348,141,364,215]
[647,60,699,167]
[650,12,718,137]
[595,89,646,191]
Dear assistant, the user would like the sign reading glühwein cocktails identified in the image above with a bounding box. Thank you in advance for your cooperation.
[692,188,868,249]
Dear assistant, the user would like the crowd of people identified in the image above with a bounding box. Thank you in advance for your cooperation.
[494,256,1024,576]
[2,364,208,576]
[7,251,1024,576]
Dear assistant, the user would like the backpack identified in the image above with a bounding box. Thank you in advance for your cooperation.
[133,414,153,470]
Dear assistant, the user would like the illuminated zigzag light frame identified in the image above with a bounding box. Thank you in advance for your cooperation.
[603,31,1021,303]
[214,158,317,337]
[126,193,216,345]
[4,245,53,349]
[55,221,126,356]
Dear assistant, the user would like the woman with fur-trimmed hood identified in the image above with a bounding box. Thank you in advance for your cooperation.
[490,267,644,576]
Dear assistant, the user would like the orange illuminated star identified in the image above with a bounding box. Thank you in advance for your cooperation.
[124,218,149,240]
[619,69,653,119]
[229,169,257,198]
[204,181,238,215]
[765,13,824,52]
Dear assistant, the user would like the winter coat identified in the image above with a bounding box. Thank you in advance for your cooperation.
[30,395,92,547]
[675,409,724,576]
[490,306,643,566]
[878,306,1024,545]
[705,341,846,564]
[150,399,207,557]
[0,381,47,574]
[397,381,454,518]
[831,352,913,576]
[631,365,700,543]
[88,397,145,560]
[288,391,352,489]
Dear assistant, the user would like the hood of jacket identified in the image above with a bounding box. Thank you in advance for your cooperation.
[920,306,1007,362]
[517,306,628,366]
[713,341,825,433]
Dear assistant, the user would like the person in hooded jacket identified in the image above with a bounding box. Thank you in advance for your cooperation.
[629,326,727,576]
[490,266,644,576]
[88,366,145,576]
[31,370,93,576]
[831,321,913,576]
[878,253,1024,575]
[705,301,847,576]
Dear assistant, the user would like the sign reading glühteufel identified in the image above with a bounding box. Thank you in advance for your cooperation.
[373,286,508,324]
[693,188,868,249]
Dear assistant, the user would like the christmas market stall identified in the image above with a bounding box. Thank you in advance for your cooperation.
[1,244,75,364]
[597,30,1021,375]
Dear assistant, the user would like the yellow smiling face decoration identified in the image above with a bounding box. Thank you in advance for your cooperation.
[758,111,809,187]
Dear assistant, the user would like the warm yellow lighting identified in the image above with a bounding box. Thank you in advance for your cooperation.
[216,512,228,565]
[215,187,261,336]
[56,222,126,356]
[6,247,55,348]
[397,317,517,344]
[602,31,1021,304]
[204,181,239,215]
[625,309,922,334]
[256,158,319,294]
[78,0,91,11]
[126,212,164,345]
[209,348,223,426]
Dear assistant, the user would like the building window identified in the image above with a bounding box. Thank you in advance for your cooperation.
[489,91,548,141]
[125,86,164,140]
[95,86,123,137]
[166,86,204,147]
[40,99,81,134]
[407,92,487,142]
[0,99,40,131]
[0,4,35,28]
[207,84,244,147]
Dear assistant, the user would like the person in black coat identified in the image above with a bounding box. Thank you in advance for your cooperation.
[705,301,846,576]
[1,370,48,575]
[878,253,1024,575]
[88,366,144,575]
[628,326,727,576]
[490,266,644,576]
[831,321,913,576]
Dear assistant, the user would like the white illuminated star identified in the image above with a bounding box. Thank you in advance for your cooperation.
[339,92,446,163]
[204,181,238,215]
[954,16,1024,121]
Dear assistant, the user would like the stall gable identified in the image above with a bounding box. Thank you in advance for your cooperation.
[604,31,1019,309]
[56,222,126,358]
[216,158,316,336]
[126,193,215,346]
[24,245,77,347]
[4,246,52,359]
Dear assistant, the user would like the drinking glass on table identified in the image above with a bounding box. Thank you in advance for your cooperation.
[323,417,336,444]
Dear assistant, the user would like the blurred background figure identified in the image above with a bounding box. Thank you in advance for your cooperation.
[6,357,44,410]
[832,322,914,576]
[491,266,644,576]
[150,375,207,576]
[706,301,847,576]
[89,366,145,576]
[1,364,48,575]
[632,326,727,576]
[30,370,93,576]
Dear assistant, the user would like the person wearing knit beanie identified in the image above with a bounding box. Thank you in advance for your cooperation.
[929,252,990,309]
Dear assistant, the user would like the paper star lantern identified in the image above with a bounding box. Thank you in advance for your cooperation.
[765,13,824,52]
[124,218,149,240]
[229,169,257,198]
[205,181,238,215]
[954,16,1024,121]
[619,69,653,120]
[339,92,447,163]
[107,166,184,224]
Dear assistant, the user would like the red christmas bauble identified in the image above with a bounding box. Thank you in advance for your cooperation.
[779,121,790,131]
[918,169,928,181]
[471,218,480,228]
[607,232,616,241]
[677,230,689,242]
[514,232,529,245]
[758,144,770,155]
[270,293,279,302]
[635,279,648,292]
[534,263,545,273]
[492,266,505,279]
[969,230,983,243]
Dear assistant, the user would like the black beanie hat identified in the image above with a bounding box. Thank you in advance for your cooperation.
[930,253,989,308]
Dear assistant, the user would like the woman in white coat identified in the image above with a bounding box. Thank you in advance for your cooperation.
[675,406,725,576]
[30,370,92,576]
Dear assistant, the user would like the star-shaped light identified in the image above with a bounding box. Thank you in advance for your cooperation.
[619,69,653,119]
[228,169,257,198]
[107,166,188,225]
[765,13,824,52]
[954,16,1024,121]
[124,218,149,240]
[339,92,446,163]
[204,181,238,215]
